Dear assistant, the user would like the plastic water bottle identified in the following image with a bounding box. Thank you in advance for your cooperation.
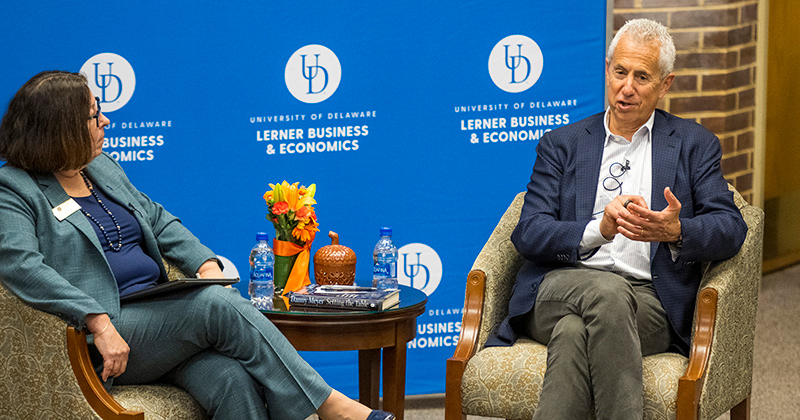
[372,227,398,290]
[249,232,274,310]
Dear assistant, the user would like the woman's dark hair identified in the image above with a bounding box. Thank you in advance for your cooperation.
[0,70,95,172]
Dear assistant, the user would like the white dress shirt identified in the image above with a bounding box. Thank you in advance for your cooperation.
[577,108,655,280]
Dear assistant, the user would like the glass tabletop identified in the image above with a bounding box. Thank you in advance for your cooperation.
[262,283,427,315]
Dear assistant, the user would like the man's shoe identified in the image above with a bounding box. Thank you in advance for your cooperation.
[366,409,396,420]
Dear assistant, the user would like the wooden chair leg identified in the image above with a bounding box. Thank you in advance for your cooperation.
[444,357,467,420]
[730,395,750,420]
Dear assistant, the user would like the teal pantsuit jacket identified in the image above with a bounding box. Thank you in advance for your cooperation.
[0,152,216,330]
[0,153,331,419]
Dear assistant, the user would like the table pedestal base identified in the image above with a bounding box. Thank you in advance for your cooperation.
[264,290,425,420]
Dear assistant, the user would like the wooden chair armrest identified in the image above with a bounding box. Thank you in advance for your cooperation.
[445,269,486,420]
[66,326,144,420]
[679,202,762,420]
[676,287,718,420]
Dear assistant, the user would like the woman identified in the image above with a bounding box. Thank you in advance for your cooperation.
[0,70,394,420]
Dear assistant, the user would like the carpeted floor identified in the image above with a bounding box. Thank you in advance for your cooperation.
[398,263,800,420]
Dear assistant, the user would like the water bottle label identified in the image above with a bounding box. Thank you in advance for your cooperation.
[251,270,274,282]
[373,264,390,277]
[373,261,396,278]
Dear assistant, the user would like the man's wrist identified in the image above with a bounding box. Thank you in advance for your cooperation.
[672,233,682,247]
[671,220,682,245]
[598,219,616,241]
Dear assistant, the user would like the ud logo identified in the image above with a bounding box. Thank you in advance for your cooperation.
[285,44,341,104]
[397,243,442,296]
[488,35,544,93]
[302,54,328,94]
[80,53,136,112]
[505,44,531,84]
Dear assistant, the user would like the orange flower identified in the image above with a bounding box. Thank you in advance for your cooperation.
[272,201,289,215]
[292,221,319,243]
[294,206,313,223]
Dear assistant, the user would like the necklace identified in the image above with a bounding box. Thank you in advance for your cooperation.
[79,171,123,252]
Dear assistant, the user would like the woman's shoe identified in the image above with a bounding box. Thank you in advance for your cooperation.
[366,409,396,420]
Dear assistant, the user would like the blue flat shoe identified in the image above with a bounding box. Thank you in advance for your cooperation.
[366,409,395,420]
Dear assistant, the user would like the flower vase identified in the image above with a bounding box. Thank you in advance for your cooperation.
[272,253,298,295]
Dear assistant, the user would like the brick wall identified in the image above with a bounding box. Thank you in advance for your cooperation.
[613,0,759,203]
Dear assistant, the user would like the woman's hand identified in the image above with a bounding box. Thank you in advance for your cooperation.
[196,259,224,278]
[86,313,130,381]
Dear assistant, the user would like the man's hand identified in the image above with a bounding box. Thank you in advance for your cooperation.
[599,195,648,240]
[86,313,130,382]
[616,187,682,243]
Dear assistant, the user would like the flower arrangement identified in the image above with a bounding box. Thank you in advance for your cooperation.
[263,181,319,244]
[263,181,319,295]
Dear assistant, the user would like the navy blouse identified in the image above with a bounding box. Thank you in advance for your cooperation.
[73,187,160,297]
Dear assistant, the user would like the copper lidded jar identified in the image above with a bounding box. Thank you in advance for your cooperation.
[313,231,357,285]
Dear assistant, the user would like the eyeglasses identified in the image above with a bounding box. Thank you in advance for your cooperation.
[602,160,629,195]
[89,97,101,127]
[591,160,631,218]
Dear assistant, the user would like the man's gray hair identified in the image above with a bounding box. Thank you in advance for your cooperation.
[607,18,676,79]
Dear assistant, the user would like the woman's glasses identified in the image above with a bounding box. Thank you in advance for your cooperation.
[89,97,101,127]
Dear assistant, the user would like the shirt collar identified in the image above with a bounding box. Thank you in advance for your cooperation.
[603,107,656,145]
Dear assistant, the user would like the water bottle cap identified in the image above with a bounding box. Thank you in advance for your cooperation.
[256,232,270,241]
[380,227,392,236]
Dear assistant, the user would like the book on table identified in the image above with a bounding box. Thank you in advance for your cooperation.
[287,284,400,311]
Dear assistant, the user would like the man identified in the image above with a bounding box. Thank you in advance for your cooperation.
[484,19,748,420]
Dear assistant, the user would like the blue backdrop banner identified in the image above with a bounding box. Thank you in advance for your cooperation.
[1,1,607,396]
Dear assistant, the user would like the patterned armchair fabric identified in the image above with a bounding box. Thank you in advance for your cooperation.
[0,260,206,420]
[446,185,764,420]
[109,385,205,420]
[0,281,100,420]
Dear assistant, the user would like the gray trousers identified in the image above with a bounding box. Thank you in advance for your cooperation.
[520,267,673,420]
[110,285,332,420]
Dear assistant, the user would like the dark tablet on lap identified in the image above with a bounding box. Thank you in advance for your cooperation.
[120,278,239,303]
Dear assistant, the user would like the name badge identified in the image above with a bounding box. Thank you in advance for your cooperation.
[52,198,81,221]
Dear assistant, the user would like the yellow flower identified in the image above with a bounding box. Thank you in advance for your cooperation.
[278,182,298,209]
[296,195,316,209]
[268,182,285,203]
[305,184,316,199]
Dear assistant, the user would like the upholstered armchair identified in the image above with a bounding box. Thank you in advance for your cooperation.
[0,261,206,420]
[445,185,764,420]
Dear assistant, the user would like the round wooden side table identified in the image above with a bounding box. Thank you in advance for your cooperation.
[262,285,427,420]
